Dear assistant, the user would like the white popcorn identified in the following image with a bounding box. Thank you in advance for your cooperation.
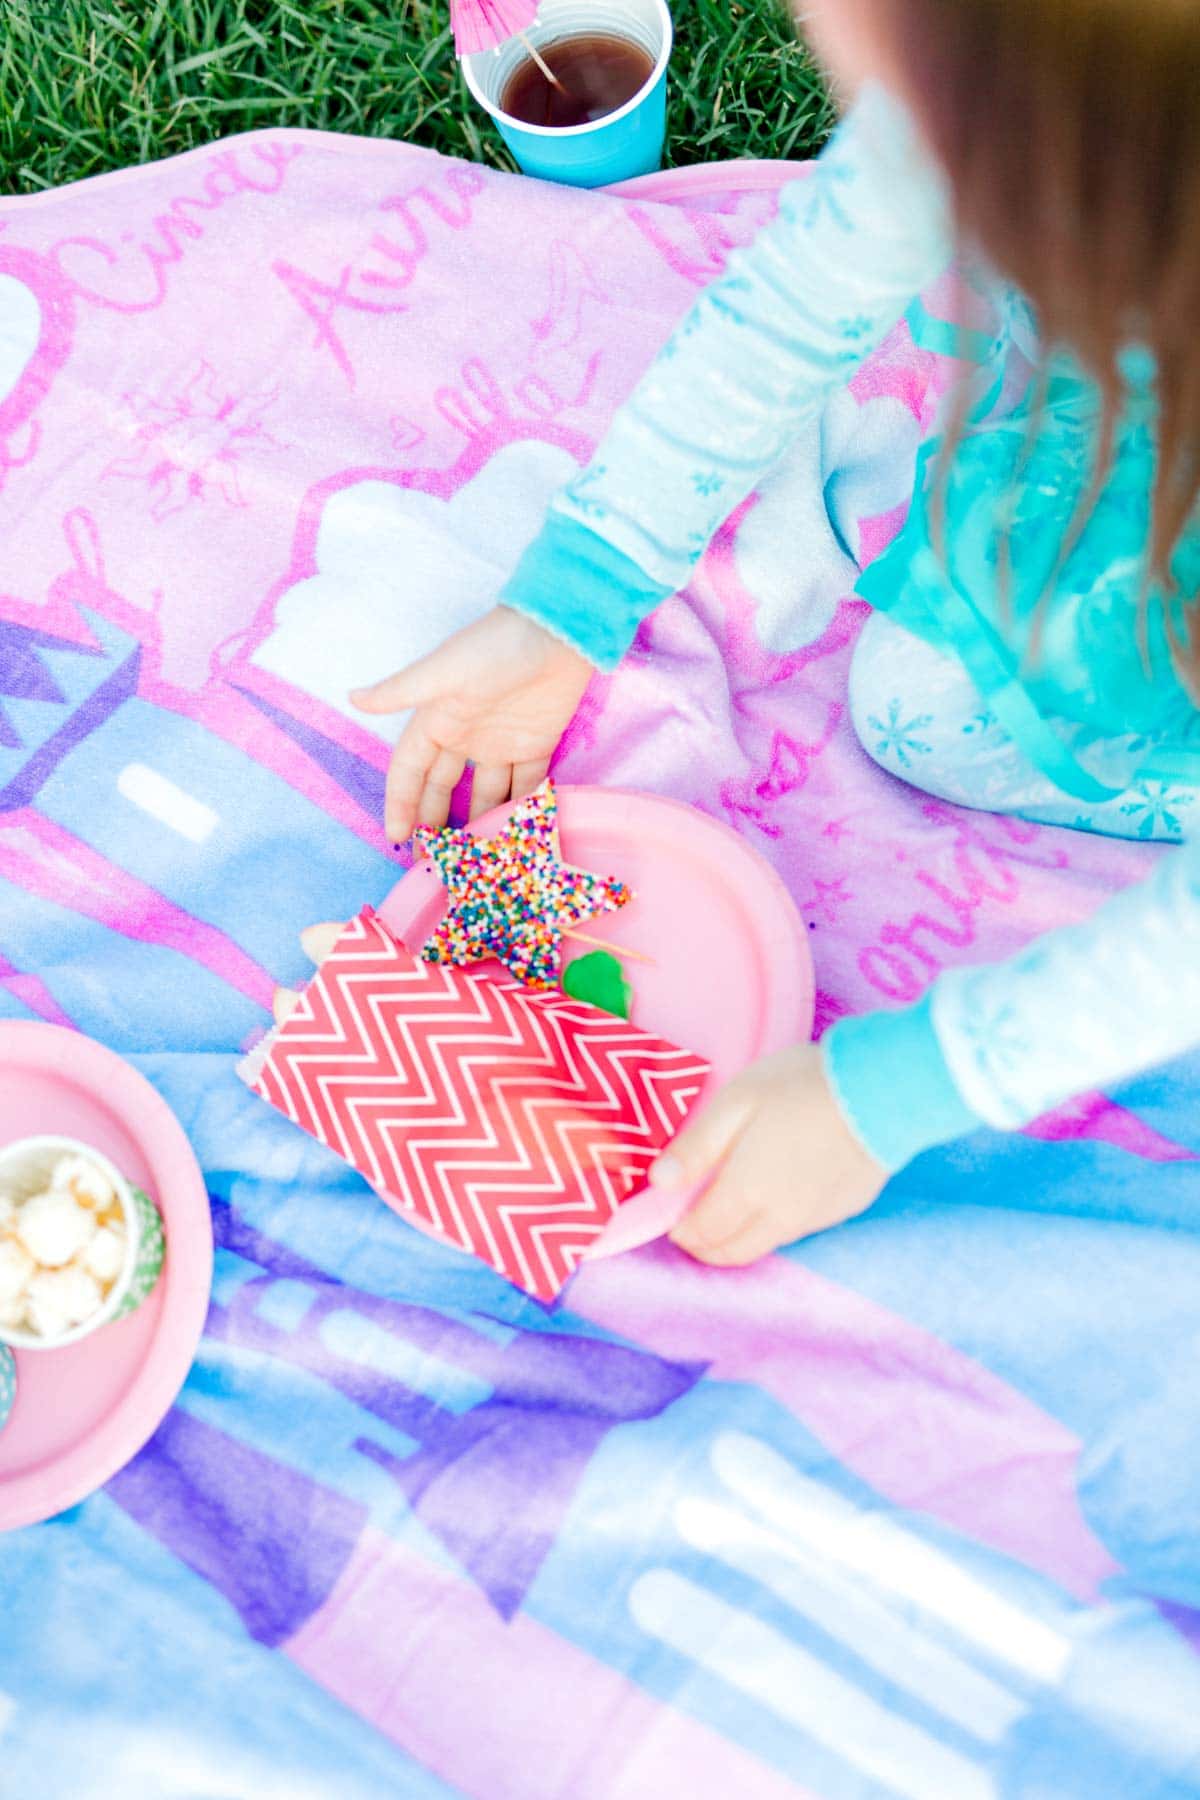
[23,1286,68,1339]
[16,1188,96,1268]
[25,1266,103,1338]
[51,1153,117,1210]
[84,1224,127,1286]
[0,1145,134,1340]
[0,1237,34,1303]
[0,1292,27,1331]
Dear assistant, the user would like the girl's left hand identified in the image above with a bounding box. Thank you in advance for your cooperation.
[651,1043,889,1266]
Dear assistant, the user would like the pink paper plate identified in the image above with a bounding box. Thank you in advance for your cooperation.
[0,1024,212,1532]
[380,786,813,1262]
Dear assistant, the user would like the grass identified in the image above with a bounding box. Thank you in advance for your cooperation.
[0,0,834,194]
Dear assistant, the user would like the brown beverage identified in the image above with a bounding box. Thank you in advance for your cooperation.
[500,32,656,129]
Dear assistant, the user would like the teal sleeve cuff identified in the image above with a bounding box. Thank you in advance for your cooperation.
[822,994,985,1172]
[499,513,676,670]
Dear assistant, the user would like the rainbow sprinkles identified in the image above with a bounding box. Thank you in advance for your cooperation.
[414,778,632,990]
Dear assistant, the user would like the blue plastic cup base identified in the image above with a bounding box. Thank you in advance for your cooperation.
[494,72,666,187]
[463,0,673,190]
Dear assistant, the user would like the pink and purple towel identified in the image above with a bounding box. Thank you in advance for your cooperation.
[1,129,1199,1797]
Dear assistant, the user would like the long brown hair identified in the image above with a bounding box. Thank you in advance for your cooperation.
[863,0,1200,672]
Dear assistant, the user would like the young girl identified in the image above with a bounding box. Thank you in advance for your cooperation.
[350,0,1200,1266]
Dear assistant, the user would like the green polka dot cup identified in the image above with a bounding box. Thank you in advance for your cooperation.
[0,1136,166,1351]
[111,1186,166,1320]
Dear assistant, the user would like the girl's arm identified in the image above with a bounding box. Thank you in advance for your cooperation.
[657,838,1199,1267]
[498,81,954,668]
[824,834,1200,1169]
[355,81,954,837]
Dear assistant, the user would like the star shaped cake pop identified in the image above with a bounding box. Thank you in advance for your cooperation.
[414,780,631,989]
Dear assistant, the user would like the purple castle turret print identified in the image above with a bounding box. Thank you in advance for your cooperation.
[0,536,394,1049]
[0,612,140,812]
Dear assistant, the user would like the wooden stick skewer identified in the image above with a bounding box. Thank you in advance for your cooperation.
[299,919,653,978]
[566,930,656,966]
[515,29,566,92]
[277,928,650,1024]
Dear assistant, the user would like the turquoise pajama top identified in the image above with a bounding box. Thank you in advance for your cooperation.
[497,82,1200,1169]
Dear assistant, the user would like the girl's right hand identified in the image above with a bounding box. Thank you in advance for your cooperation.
[350,605,595,843]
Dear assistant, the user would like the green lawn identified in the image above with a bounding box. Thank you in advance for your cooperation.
[1,0,833,194]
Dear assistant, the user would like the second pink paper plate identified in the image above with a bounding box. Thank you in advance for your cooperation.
[380,786,814,1260]
[0,1026,212,1532]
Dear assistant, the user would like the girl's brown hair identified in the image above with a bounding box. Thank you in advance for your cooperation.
[864,0,1200,666]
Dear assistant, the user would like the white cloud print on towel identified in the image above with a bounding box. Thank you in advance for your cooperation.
[734,387,920,655]
[0,275,41,406]
[252,380,920,727]
[250,441,578,744]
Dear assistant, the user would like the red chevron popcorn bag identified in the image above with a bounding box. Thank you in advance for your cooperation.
[241,784,812,1297]
[242,907,711,1301]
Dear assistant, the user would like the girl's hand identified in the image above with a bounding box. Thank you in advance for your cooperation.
[651,1043,888,1266]
[350,605,594,843]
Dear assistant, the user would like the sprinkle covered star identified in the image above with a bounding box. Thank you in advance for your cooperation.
[414,780,632,989]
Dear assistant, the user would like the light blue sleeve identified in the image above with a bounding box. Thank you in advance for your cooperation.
[822,832,1200,1169]
[499,81,954,667]
[823,994,983,1172]
[930,830,1200,1128]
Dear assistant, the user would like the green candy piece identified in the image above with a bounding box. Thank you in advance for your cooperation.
[561,950,632,1020]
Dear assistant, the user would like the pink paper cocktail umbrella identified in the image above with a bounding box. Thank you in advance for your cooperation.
[449,0,565,91]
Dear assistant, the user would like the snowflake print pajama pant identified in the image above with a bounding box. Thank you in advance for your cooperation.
[847,613,1197,845]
